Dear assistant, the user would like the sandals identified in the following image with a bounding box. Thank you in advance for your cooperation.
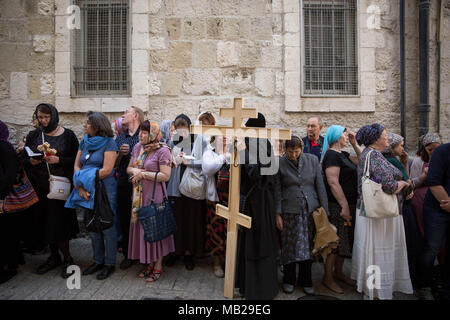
[146,269,163,283]
[138,264,154,278]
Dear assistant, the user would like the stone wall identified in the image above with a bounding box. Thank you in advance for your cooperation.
[0,0,449,154]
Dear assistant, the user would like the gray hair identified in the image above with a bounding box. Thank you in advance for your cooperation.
[307,115,323,126]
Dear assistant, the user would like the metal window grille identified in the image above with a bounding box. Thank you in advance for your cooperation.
[73,0,130,96]
[302,0,358,96]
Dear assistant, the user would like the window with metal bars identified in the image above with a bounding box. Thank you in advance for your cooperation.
[73,0,130,96]
[302,0,358,96]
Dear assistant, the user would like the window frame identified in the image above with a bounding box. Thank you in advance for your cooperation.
[300,0,360,98]
[70,0,132,98]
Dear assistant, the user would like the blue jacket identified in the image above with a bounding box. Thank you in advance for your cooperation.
[65,167,98,210]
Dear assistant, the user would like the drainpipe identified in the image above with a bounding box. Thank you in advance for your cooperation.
[436,0,444,133]
[400,0,406,144]
[418,0,431,137]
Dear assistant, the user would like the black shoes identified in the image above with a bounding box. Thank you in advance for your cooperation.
[61,256,75,279]
[184,255,195,271]
[164,253,178,267]
[119,258,133,270]
[36,255,62,275]
[96,266,115,280]
[82,263,104,276]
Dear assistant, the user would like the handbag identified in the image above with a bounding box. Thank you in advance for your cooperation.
[42,132,71,201]
[83,174,115,233]
[2,170,39,213]
[179,166,206,200]
[137,172,176,243]
[360,150,399,219]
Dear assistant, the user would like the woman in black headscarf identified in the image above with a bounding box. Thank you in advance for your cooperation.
[235,112,280,300]
[20,103,80,278]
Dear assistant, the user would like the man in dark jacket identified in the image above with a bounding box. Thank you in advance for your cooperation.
[302,116,324,161]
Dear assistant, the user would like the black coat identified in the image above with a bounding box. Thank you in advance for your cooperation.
[235,138,279,300]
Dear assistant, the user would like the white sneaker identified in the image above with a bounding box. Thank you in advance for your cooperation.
[303,287,315,295]
[214,265,224,278]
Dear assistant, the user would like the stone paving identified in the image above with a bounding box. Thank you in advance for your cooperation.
[0,236,418,300]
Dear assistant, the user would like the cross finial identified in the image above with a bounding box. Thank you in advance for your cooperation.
[219,98,258,130]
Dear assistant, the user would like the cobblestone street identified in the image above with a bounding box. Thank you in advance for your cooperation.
[0,236,419,300]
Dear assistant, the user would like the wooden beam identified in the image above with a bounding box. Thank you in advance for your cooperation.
[216,204,252,229]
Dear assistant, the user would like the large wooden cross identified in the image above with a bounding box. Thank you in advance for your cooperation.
[190,98,291,298]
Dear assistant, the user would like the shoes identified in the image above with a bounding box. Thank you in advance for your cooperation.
[138,264,154,278]
[96,266,115,280]
[184,255,195,271]
[36,255,62,275]
[120,258,133,270]
[164,253,178,267]
[0,269,18,284]
[214,265,225,278]
[61,256,75,279]
[417,287,434,300]
[283,283,295,294]
[145,268,163,283]
[82,263,104,276]
[303,287,315,295]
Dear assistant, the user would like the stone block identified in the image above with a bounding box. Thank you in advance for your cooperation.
[261,47,282,68]
[132,72,150,95]
[284,95,301,112]
[284,72,300,96]
[255,69,275,97]
[55,33,69,52]
[284,32,300,47]
[184,18,206,40]
[55,72,70,97]
[149,36,167,50]
[149,0,163,14]
[275,71,284,96]
[249,18,272,41]
[272,14,282,34]
[55,15,69,36]
[239,41,261,68]
[55,0,70,16]
[149,17,165,36]
[55,51,70,73]
[148,72,161,96]
[165,18,181,39]
[133,32,150,49]
[360,48,375,72]
[0,20,28,42]
[210,0,239,15]
[28,17,54,35]
[272,34,282,47]
[40,73,55,96]
[132,0,148,13]
[132,50,149,72]
[170,0,211,16]
[0,73,9,99]
[0,0,25,18]
[284,13,300,33]
[360,29,385,48]
[239,19,251,39]
[161,72,182,96]
[38,1,54,16]
[10,72,28,100]
[217,41,239,67]
[149,50,169,71]
[0,45,30,72]
[361,72,376,96]
[272,0,282,14]
[182,70,221,96]
[284,46,300,71]
[193,42,216,68]
[169,42,192,69]
[284,0,300,13]
[375,73,388,92]
[207,18,223,40]
[133,14,149,34]
[33,35,54,52]
[239,0,268,16]
[222,18,240,41]
[221,68,254,95]
[375,48,393,71]
[29,53,54,74]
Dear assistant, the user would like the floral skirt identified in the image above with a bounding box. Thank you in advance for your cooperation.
[205,191,228,259]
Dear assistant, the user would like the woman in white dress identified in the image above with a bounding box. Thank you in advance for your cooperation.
[351,124,413,300]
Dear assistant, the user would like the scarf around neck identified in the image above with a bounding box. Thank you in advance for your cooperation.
[83,134,109,151]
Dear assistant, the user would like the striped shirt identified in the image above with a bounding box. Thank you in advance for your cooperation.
[115,128,140,184]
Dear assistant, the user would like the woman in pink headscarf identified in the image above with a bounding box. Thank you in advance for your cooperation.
[126,120,174,282]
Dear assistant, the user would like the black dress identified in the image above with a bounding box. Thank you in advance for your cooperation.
[235,138,279,300]
[21,128,79,244]
[0,141,23,270]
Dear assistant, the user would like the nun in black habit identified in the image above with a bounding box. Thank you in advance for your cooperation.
[235,113,279,300]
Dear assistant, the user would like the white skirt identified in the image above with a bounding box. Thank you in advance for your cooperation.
[351,209,413,300]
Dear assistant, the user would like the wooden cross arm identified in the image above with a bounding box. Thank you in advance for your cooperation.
[220,107,257,120]
[190,125,292,140]
[216,204,252,229]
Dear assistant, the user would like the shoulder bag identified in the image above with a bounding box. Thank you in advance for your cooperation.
[137,172,176,243]
[360,150,399,219]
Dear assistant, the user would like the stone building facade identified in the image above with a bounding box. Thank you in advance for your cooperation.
[0,0,449,151]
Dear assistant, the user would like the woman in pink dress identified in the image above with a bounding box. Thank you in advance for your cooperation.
[126,120,174,282]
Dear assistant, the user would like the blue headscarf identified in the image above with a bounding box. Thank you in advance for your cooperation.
[83,134,109,151]
[356,124,385,147]
[321,125,346,162]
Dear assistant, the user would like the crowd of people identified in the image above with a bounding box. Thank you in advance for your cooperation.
[0,103,449,301]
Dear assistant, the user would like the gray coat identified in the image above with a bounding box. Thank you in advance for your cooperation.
[275,153,329,215]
